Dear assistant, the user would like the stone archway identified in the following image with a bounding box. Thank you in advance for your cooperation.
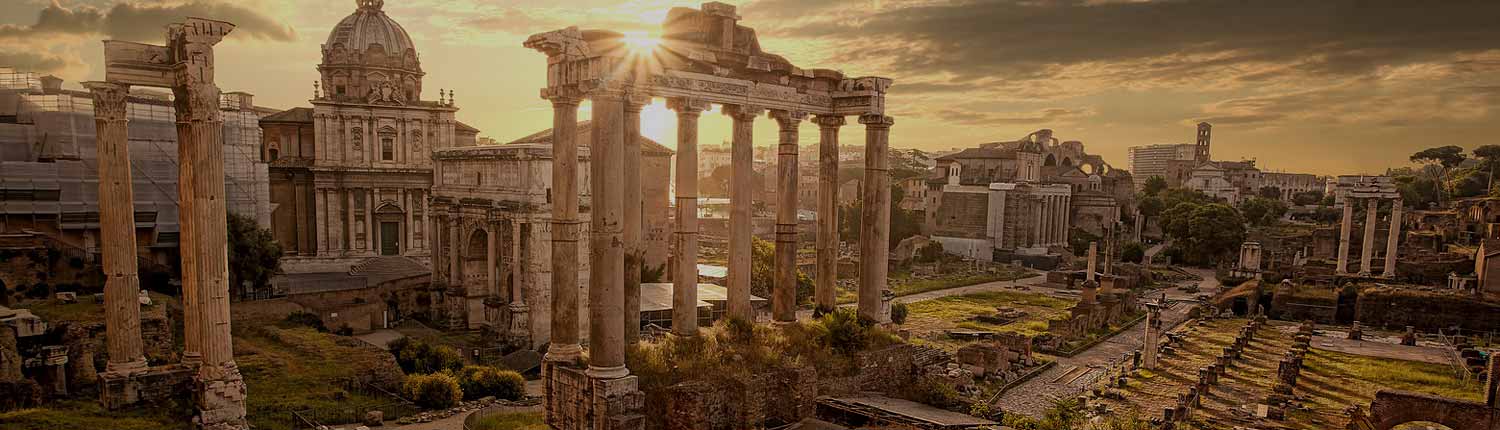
[1354,390,1497,430]
[1061,157,1074,168]
[1044,154,1057,166]
[465,227,490,292]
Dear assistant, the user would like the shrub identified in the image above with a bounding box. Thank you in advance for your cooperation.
[906,377,961,409]
[402,373,462,409]
[458,365,526,400]
[282,311,328,332]
[819,308,870,354]
[890,302,909,325]
[424,346,464,374]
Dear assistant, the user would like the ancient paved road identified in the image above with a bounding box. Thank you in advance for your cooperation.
[991,268,1219,418]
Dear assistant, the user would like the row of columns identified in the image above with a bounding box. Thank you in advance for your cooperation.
[541,86,897,381]
[1033,194,1070,246]
[1335,197,1403,278]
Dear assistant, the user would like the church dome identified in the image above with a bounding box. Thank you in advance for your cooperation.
[319,0,426,105]
[326,0,417,60]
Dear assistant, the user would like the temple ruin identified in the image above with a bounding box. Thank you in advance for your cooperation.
[524,3,892,426]
[91,17,247,429]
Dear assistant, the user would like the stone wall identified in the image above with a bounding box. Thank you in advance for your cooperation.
[1355,288,1500,332]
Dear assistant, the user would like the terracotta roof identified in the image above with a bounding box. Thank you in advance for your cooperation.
[261,107,314,123]
[507,120,674,155]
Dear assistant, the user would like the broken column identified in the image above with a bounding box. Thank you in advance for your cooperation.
[1086,241,1098,282]
[858,114,895,323]
[814,115,844,314]
[1143,303,1161,370]
[1337,198,1353,275]
[669,98,708,336]
[86,81,147,376]
[588,88,628,380]
[772,110,805,323]
[1383,198,1403,278]
[544,87,584,362]
[725,105,761,321]
[623,94,646,344]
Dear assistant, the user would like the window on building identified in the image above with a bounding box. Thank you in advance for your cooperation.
[382,137,394,161]
[336,85,346,95]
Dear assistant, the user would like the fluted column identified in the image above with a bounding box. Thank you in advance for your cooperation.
[86,81,146,374]
[1337,199,1353,275]
[544,91,583,363]
[771,110,805,323]
[449,216,462,286]
[488,222,499,298]
[814,115,844,314]
[724,105,762,321]
[1384,199,1403,278]
[1360,198,1378,276]
[587,89,628,379]
[859,114,894,323]
[622,95,646,344]
[168,17,245,429]
[668,98,708,336]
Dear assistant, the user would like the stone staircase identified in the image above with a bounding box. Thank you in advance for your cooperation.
[348,256,431,285]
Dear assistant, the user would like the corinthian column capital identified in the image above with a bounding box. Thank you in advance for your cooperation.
[666,97,710,116]
[770,110,807,130]
[83,82,130,122]
[814,115,846,129]
[859,114,895,128]
[722,104,764,122]
[542,85,585,106]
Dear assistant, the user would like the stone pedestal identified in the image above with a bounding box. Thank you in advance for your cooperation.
[544,363,644,430]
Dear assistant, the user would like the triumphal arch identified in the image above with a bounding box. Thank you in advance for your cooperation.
[525,2,893,427]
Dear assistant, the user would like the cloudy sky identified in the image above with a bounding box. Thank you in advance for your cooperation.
[3,0,1498,176]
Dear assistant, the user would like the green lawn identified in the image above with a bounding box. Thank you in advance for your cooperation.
[836,265,1035,304]
[235,326,408,430]
[905,290,1074,342]
[25,292,174,323]
[0,399,191,430]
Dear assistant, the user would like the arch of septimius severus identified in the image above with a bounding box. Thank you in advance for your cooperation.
[525,3,893,427]
[89,17,247,430]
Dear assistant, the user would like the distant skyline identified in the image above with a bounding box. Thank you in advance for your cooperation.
[3,0,1497,177]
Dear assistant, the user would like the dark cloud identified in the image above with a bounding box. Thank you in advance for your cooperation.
[762,0,1500,85]
[0,50,72,74]
[0,1,296,42]
[460,8,651,37]
[932,107,1095,126]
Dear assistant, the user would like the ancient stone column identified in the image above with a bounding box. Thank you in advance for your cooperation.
[544,90,584,363]
[169,18,246,429]
[587,89,628,380]
[724,105,762,321]
[1383,198,1402,278]
[509,221,528,339]
[623,95,646,344]
[1086,242,1098,282]
[669,98,708,336]
[86,82,147,374]
[859,114,895,323]
[771,110,805,323]
[449,217,462,286]
[1143,303,1161,370]
[1360,198,1378,276]
[488,222,499,299]
[1337,199,1353,275]
[815,116,844,314]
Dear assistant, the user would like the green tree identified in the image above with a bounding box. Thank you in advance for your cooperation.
[751,237,814,304]
[1160,202,1246,266]
[1238,197,1288,226]
[228,213,282,300]
[1291,190,1325,206]
[1121,242,1145,264]
[1142,176,1168,196]
[837,184,921,251]
[1395,175,1440,209]
[1411,145,1468,204]
[1474,144,1500,192]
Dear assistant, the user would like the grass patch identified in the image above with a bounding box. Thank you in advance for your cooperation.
[0,399,191,430]
[235,326,408,430]
[906,291,1072,337]
[1302,348,1481,405]
[25,292,173,322]
[471,412,546,430]
[835,266,1034,304]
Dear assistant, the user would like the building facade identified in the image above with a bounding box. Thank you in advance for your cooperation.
[1127,143,1195,190]
[262,0,478,272]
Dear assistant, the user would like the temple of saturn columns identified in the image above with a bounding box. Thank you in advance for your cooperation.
[525,3,892,427]
[1333,176,1402,278]
[90,18,248,429]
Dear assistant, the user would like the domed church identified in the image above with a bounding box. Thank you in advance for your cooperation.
[261,0,480,270]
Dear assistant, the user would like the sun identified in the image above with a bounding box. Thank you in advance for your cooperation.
[622,31,660,53]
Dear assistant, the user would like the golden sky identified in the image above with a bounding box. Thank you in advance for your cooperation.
[4,0,1499,176]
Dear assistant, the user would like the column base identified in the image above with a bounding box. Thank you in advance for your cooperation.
[105,357,149,376]
[195,362,248,430]
[99,363,194,411]
[507,303,531,347]
[545,343,583,364]
[544,363,644,430]
[586,364,630,380]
